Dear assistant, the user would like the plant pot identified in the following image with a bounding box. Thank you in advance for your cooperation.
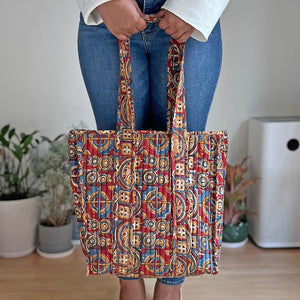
[70,215,81,245]
[37,220,74,258]
[0,195,41,258]
[222,221,248,247]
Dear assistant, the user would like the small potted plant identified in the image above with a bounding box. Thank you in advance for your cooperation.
[32,134,75,258]
[0,124,44,257]
[222,156,258,248]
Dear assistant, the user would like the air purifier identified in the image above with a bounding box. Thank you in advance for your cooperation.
[248,116,300,248]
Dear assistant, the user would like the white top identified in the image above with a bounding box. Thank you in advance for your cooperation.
[76,0,230,42]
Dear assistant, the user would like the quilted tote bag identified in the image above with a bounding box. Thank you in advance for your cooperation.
[68,38,228,278]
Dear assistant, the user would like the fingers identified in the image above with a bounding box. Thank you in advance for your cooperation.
[169,28,194,43]
[175,31,191,43]
[164,27,176,36]
[150,10,166,19]
[155,9,195,43]
[98,0,149,41]
[116,34,130,41]
[136,17,147,31]
[116,16,146,40]
[157,18,168,31]
[141,14,150,20]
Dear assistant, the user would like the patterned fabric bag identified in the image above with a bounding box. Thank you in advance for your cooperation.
[68,39,228,277]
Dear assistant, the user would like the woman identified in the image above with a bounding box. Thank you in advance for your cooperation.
[75,0,229,299]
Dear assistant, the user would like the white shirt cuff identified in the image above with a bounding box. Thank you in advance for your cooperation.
[162,0,230,42]
[77,0,110,25]
[76,0,230,42]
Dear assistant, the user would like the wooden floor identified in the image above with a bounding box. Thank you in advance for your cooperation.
[0,238,300,300]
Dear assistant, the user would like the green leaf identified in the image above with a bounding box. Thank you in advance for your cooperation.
[8,128,15,139]
[1,125,10,136]
[3,172,11,182]
[53,134,65,141]
[20,133,26,141]
[12,145,23,161]
[20,168,30,181]
[22,135,33,148]
[41,136,52,143]
[30,130,39,136]
[0,135,9,147]
[24,167,29,178]
[12,173,19,183]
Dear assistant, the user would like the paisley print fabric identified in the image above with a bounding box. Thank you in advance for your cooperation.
[68,39,228,277]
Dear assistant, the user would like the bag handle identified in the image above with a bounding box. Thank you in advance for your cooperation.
[116,35,187,275]
[116,36,187,135]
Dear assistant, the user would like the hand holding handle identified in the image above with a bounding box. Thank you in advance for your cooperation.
[97,0,149,41]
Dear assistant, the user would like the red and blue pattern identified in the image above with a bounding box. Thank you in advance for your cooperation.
[68,39,228,277]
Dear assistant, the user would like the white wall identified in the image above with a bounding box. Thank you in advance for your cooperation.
[1,0,300,164]
[209,0,300,163]
[0,1,93,135]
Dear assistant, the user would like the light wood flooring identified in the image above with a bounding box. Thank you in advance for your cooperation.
[0,238,299,300]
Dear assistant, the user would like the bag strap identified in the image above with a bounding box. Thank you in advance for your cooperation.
[116,38,187,135]
[117,37,187,275]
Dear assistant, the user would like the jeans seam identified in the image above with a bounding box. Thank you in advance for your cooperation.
[141,31,149,55]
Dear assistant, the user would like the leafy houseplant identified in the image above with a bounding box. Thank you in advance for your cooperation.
[32,134,73,226]
[32,134,74,257]
[0,124,41,200]
[0,124,53,257]
[223,156,258,246]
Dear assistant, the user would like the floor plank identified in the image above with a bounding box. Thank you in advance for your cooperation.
[0,238,299,300]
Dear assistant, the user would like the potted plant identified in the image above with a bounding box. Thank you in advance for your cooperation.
[0,124,45,257]
[222,156,258,248]
[32,134,75,258]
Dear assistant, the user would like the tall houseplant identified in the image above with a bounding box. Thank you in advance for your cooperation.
[0,124,40,199]
[222,156,258,247]
[0,124,48,257]
[32,134,74,258]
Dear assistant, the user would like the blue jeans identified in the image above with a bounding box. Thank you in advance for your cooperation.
[77,0,222,286]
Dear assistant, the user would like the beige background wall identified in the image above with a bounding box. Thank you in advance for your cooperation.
[1,0,300,164]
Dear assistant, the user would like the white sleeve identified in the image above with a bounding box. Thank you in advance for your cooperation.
[76,0,111,25]
[162,0,230,42]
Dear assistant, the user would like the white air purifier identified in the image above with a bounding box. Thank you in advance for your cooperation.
[247,116,300,248]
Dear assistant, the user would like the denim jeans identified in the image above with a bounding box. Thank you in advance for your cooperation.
[77,0,222,286]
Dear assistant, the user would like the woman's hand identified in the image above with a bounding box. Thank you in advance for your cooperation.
[150,9,195,43]
[97,0,149,40]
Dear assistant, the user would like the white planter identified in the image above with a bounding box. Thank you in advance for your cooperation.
[0,195,40,258]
